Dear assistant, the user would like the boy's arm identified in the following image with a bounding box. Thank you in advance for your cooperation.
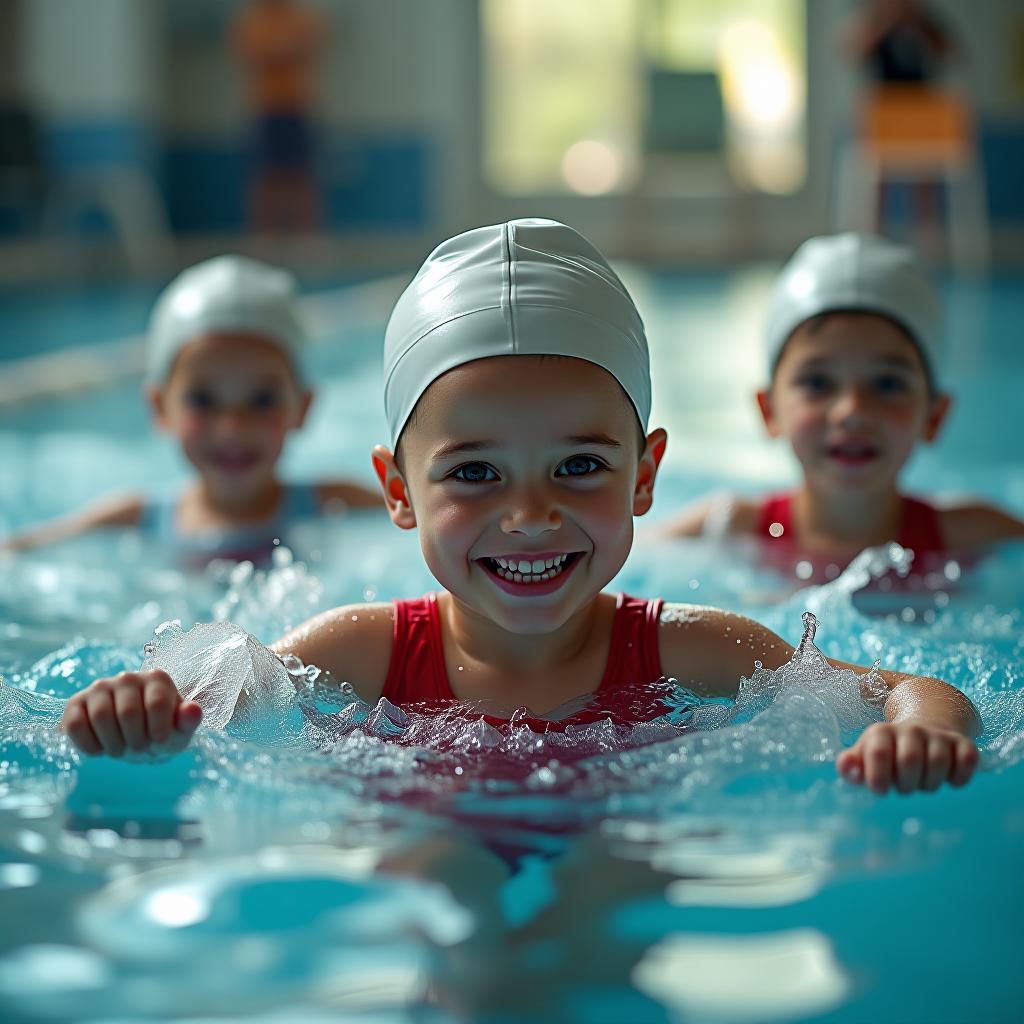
[270,601,395,705]
[649,494,758,541]
[658,605,980,793]
[316,481,385,510]
[831,661,980,794]
[61,603,395,757]
[2,493,143,553]
[940,504,1024,547]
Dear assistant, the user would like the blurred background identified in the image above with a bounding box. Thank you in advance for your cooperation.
[1,0,1022,286]
[1,0,1023,530]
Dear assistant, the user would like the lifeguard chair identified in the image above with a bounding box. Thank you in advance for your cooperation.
[834,86,989,270]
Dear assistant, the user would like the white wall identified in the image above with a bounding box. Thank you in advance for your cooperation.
[21,0,161,120]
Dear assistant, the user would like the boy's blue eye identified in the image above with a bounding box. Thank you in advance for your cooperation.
[184,390,215,411]
[795,374,831,393]
[451,462,498,483]
[874,375,908,393]
[556,455,604,477]
[251,390,280,410]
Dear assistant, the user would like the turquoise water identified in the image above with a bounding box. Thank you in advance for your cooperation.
[1,270,1023,1022]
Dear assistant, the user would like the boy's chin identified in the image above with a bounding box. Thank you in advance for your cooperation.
[455,583,597,635]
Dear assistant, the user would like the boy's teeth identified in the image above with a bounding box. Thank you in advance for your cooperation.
[488,553,573,584]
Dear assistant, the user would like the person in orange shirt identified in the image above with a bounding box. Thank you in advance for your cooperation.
[230,0,327,237]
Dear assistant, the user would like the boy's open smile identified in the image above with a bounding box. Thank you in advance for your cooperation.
[477,550,584,595]
[823,436,882,469]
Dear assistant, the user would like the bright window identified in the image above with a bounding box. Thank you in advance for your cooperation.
[482,0,806,195]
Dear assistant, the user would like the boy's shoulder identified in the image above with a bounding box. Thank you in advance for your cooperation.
[654,601,792,699]
[272,601,396,704]
[937,502,1024,547]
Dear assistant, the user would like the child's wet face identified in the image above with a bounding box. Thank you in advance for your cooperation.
[391,356,663,634]
[153,333,309,495]
[763,313,944,495]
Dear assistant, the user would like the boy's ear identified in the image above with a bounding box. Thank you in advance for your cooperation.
[923,392,952,443]
[633,427,667,516]
[755,389,781,437]
[144,383,169,430]
[372,445,417,529]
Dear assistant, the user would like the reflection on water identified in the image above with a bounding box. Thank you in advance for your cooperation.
[0,537,1023,1021]
[633,929,850,1023]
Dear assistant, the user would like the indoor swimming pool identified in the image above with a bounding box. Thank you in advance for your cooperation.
[1,269,1022,1022]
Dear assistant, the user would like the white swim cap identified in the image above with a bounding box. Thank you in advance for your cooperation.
[383,218,651,448]
[765,233,941,385]
[147,255,307,384]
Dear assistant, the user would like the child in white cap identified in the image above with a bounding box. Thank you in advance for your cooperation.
[61,221,981,795]
[4,255,381,563]
[660,233,1024,572]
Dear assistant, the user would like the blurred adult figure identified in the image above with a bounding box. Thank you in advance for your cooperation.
[836,1,985,268]
[231,0,327,239]
[844,0,955,86]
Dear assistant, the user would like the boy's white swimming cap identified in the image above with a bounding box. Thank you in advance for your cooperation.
[765,233,941,383]
[147,255,307,384]
[383,218,651,447]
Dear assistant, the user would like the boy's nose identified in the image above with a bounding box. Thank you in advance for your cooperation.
[216,407,252,432]
[831,387,870,424]
[500,491,561,536]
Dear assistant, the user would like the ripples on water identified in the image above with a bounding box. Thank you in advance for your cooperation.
[1,535,1023,1022]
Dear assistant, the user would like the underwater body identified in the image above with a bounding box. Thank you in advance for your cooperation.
[2,271,1023,1021]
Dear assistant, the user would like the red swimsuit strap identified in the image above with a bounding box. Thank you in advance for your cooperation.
[899,496,945,553]
[381,593,450,705]
[758,492,794,540]
[597,592,664,691]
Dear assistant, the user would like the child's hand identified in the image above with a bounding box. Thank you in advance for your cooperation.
[59,671,202,757]
[837,721,979,794]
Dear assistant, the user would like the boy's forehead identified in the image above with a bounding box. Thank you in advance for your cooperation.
[785,313,928,369]
[413,355,638,435]
[171,331,299,377]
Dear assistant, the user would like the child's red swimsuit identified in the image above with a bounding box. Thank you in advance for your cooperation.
[758,493,945,557]
[381,592,666,731]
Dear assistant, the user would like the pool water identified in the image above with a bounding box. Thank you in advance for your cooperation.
[1,269,1023,1023]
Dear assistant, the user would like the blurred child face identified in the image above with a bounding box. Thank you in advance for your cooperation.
[758,313,949,497]
[373,356,666,635]
[149,332,311,498]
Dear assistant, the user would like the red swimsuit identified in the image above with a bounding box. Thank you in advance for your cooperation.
[758,493,946,557]
[381,592,666,731]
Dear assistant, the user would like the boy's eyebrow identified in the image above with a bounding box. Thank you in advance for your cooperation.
[794,354,917,371]
[562,433,623,448]
[431,440,497,461]
[431,433,623,461]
